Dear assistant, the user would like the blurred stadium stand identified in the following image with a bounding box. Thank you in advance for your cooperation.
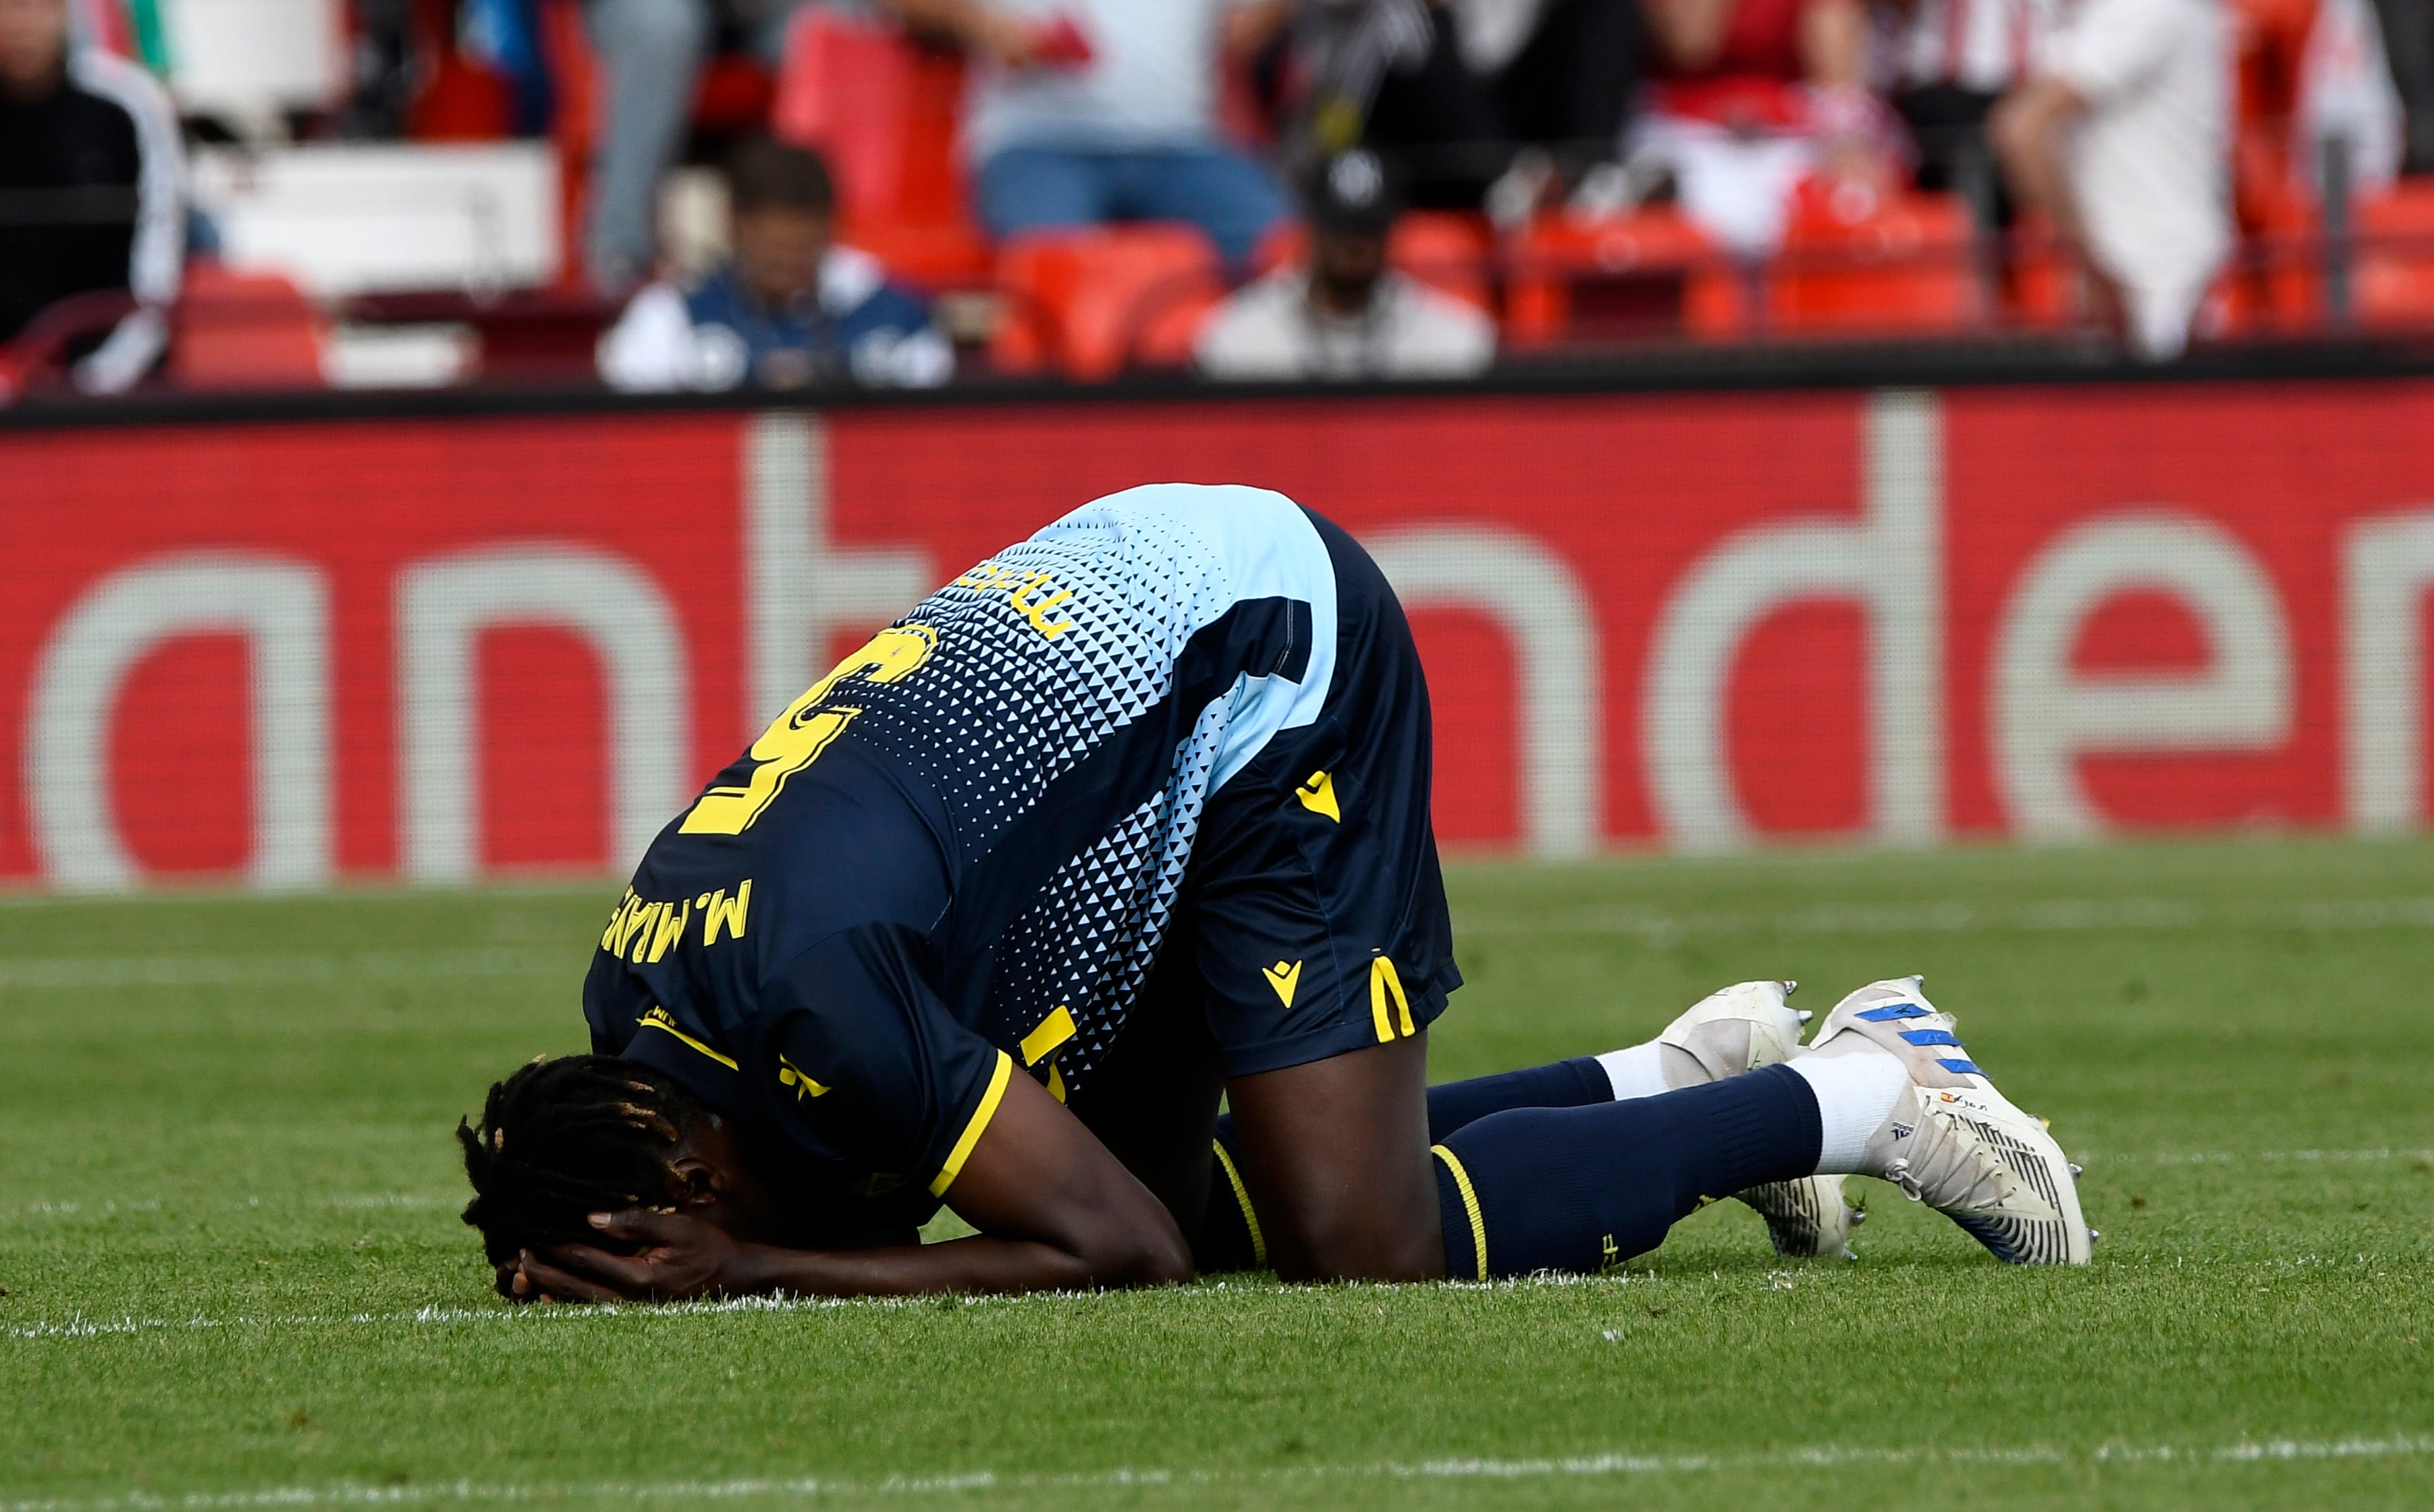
[8,0,2434,398]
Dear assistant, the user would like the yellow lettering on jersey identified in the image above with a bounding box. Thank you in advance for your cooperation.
[1295,770,1341,822]
[952,561,1021,592]
[626,902,665,963]
[647,902,691,963]
[700,880,753,946]
[682,627,937,836]
[1046,1062,1067,1102]
[1262,959,1302,1008]
[637,1005,738,1070]
[777,1054,830,1100]
[1020,1004,1077,1067]
[601,889,643,952]
[1370,954,1414,1043]
[950,560,1075,641]
[1008,572,1076,640]
[1599,1234,1623,1272]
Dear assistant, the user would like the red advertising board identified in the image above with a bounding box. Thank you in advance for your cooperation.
[3,381,2431,889]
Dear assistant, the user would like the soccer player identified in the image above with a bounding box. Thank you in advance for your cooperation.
[460,484,2090,1301]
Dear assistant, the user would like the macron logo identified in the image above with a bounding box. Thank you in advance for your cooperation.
[1262,960,1302,1008]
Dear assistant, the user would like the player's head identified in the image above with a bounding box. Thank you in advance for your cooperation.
[725,136,836,310]
[458,1054,769,1265]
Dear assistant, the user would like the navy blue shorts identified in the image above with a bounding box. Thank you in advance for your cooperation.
[1164,508,1460,1078]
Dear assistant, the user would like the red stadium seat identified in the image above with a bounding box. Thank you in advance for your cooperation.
[2354,182,2434,329]
[1768,184,1980,335]
[1503,206,1733,347]
[170,266,326,390]
[772,11,992,291]
[993,224,1226,381]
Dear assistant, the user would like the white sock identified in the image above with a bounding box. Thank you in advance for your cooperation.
[1594,1042,1671,1101]
[1789,1046,1910,1174]
[1598,1040,1748,1101]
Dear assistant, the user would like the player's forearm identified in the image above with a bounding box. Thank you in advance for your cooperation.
[729,1231,1190,1297]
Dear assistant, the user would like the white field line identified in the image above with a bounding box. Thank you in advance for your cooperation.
[0,1280,1354,1341]
[0,948,572,991]
[10,1145,2425,1224]
[1458,894,2434,942]
[2114,1148,2434,1166]
[3,894,2431,992]
[3,1434,2431,1508]
[11,1208,2433,1343]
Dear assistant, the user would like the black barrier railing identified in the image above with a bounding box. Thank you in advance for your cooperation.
[7,327,2434,435]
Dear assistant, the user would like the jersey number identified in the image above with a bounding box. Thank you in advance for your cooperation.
[680,625,938,836]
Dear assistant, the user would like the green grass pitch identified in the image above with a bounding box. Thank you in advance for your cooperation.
[4,836,2433,1510]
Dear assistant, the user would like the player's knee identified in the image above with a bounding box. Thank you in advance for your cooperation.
[1072,1202,1197,1287]
[1102,1222,1197,1287]
[1271,1201,1444,1284]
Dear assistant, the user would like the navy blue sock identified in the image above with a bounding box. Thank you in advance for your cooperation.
[1197,1056,1613,1270]
[1424,1056,1613,1142]
[1433,1063,1824,1278]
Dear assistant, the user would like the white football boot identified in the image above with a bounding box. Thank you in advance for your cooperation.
[1807,976,2092,1266]
[1657,981,1864,1261]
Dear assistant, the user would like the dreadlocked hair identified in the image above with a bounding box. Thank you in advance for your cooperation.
[458,1055,707,1265]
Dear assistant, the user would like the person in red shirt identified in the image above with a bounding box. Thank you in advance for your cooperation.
[1628,0,1901,253]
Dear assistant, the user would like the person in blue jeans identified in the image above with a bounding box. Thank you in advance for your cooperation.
[882,0,1290,264]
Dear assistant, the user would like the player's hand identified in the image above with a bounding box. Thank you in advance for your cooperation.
[520,1210,747,1302]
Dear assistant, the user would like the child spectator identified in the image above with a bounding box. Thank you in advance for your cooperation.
[0,0,182,394]
[598,136,952,390]
[1991,0,2230,359]
[1196,148,1494,379]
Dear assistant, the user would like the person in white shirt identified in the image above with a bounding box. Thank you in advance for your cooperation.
[1991,0,2232,360]
[1197,148,1494,381]
[880,0,1290,263]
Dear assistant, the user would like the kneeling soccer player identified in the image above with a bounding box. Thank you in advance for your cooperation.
[460,484,2090,1301]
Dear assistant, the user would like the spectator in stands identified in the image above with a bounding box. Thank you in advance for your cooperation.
[1990,0,2230,359]
[580,0,718,289]
[598,136,952,389]
[1293,0,1649,212]
[580,0,837,288]
[1196,147,1494,378]
[0,0,182,394]
[2373,0,2434,173]
[1871,0,2051,227]
[879,0,1292,263]
[1627,0,1905,256]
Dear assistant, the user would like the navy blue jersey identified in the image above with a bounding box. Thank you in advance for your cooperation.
[585,484,1345,1228]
